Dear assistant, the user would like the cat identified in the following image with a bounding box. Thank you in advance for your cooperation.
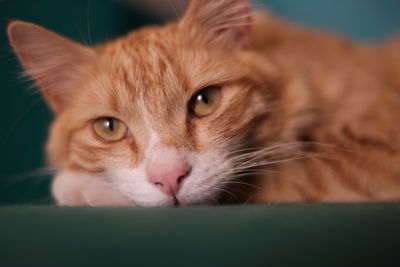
[7,0,400,206]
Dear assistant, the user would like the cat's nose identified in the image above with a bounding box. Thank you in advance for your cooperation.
[149,166,190,196]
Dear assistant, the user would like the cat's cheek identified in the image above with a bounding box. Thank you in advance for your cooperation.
[109,168,176,207]
[52,170,136,206]
[178,150,235,205]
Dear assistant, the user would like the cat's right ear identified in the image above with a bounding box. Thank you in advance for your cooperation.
[179,0,252,49]
[7,20,94,113]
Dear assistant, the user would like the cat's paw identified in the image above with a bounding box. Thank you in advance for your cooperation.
[52,171,136,207]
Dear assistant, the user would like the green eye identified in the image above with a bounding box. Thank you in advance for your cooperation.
[189,86,222,117]
[92,117,128,142]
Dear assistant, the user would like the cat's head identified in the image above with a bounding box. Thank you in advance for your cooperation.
[7,0,306,206]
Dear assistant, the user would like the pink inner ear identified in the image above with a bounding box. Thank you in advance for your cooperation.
[180,0,252,49]
[8,21,93,112]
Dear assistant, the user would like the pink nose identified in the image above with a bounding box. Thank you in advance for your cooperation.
[149,166,190,196]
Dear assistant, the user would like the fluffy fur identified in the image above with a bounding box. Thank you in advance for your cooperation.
[7,0,400,206]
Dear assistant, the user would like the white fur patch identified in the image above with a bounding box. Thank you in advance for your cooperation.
[53,128,235,207]
[52,170,135,206]
[108,147,233,206]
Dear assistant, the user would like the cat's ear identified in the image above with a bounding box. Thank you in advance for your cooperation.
[7,20,94,113]
[179,0,252,49]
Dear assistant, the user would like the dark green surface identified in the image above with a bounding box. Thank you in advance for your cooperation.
[0,203,399,267]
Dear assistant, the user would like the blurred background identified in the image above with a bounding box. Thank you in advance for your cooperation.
[1,0,400,205]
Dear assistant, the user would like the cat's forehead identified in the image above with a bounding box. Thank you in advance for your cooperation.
[94,26,237,95]
[84,26,239,124]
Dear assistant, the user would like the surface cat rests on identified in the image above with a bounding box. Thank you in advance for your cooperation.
[7,0,400,206]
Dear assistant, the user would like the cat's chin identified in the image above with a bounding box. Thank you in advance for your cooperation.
[125,193,215,207]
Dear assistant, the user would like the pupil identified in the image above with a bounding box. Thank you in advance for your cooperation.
[198,94,208,105]
[107,118,114,131]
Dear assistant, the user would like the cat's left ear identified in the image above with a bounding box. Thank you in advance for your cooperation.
[179,0,252,49]
[7,20,94,113]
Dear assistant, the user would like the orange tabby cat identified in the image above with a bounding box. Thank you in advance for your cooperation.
[7,0,400,206]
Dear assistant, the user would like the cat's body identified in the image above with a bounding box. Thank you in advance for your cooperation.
[249,14,400,203]
[7,0,400,206]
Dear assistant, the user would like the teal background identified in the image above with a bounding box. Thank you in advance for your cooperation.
[1,0,400,204]
[257,0,400,41]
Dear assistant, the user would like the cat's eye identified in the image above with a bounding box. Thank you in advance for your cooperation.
[92,117,128,142]
[189,86,222,118]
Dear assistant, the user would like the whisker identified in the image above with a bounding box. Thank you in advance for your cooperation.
[220,180,264,191]
[212,186,239,200]
[86,0,93,48]
[0,96,43,148]
[166,0,180,19]
[202,191,219,205]
[1,167,55,187]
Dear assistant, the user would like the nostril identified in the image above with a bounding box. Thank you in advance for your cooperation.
[178,168,191,184]
[177,175,185,184]
[154,182,164,188]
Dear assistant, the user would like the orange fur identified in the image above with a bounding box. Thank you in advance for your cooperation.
[7,0,400,206]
